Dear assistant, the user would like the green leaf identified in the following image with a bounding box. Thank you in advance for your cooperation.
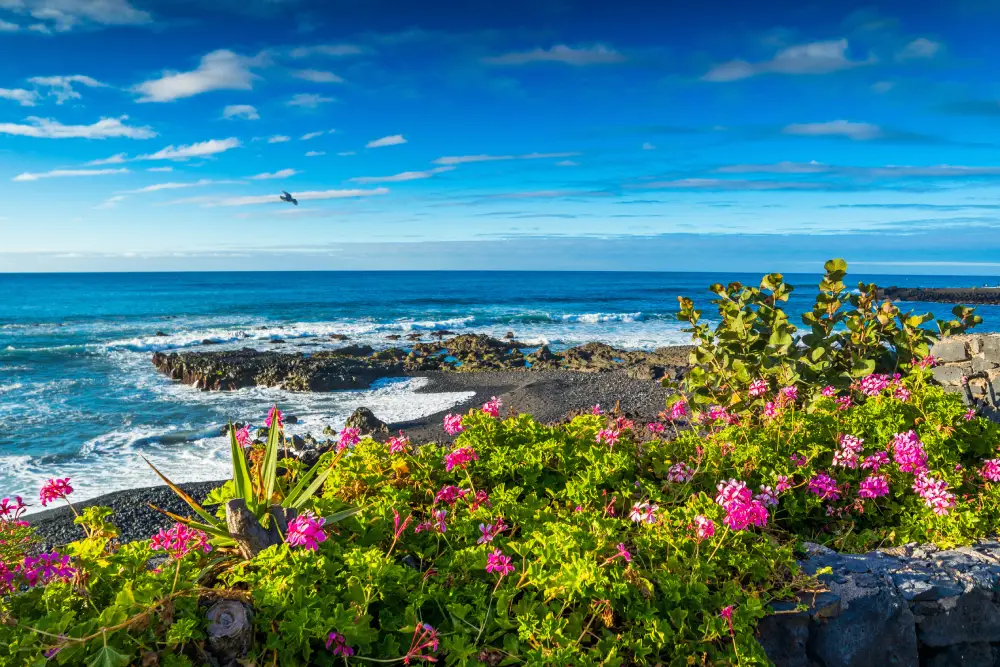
[261,409,282,505]
[323,506,364,524]
[228,424,255,509]
[285,462,336,509]
[142,456,219,527]
[86,646,131,667]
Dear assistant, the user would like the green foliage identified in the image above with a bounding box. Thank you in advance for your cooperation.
[674,258,982,408]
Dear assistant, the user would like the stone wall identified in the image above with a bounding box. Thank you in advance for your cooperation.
[930,334,1000,417]
[760,541,1000,667]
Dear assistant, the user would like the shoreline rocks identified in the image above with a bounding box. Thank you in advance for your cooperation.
[881,286,1000,306]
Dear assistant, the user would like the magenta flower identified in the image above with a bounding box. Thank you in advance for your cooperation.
[916,355,936,369]
[693,515,715,541]
[443,446,478,472]
[265,406,283,429]
[285,512,327,551]
[715,479,751,509]
[668,399,688,420]
[629,502,658,525]
[485,548,515,577]
[894,386,911,402]
[808,473,840,501]
[722,499,769,531]
[326,632,354,657]
[647,422,665,434]
[720,605,735,636]
[150,523,211,560]
[21,552,75,587]
[614,543,632,562]
[667,461,694,483]
[965,408,977,421]
[836,395,853,411]
[393,509,413,541]
[775,475,791,493]
[707,405,729,422]
[39,478,73,507]
[912,473,955,516]
[443,413,464,436]
[591,404,603,415]
[596,428,620,448]
[833,434,865,469]
[981,459,1000,482]
[234,425,253,448]
[790,453,807,467]
[861,451,890,473]
[763,401,778,419]
[858,475,889,499]
[481,396,502,418]
[779,385,798,403]
[434,485,469,505]
[755,485,779,507]
[858,373,890,397]
[0,496,27,520]
[388,431,411,454]
[337,427,361,451]
[404,623,440,664]
[821,385,837,397]
[748,378,768,397]
[433,509,448,533]
[892,430,928,474]
[468,489,491,511]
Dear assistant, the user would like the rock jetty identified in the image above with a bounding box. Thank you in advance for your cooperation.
[881,286,1000,305]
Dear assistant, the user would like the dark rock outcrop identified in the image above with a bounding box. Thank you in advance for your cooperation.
[881,286,1000,306]
[345,407,390,437]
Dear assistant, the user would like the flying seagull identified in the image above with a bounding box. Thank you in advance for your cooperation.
[279,190,298,206]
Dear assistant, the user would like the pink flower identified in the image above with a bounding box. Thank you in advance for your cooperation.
[981,459,1000,482]
[821,385,837,397]
[748,378,769,397]
[393,509,413,540]
[916,355,936,369]
[693,515,715,541]
[669,399,688,420]
[443,413,464,435]
[629,502,658,525]
[965,408,977,421]
[775,475,791,493]
[779,385,798,403]
[591,404,603,415]
[468,489,491,511]
[859,374,890,397]
[720,605,735,636]
[285,512,327,551]
[667,462,694,483]
[39,478,72,507]
[861,452,890,473]
[707,405,729,422]
[234,425,253,448]
[265,405,283,429]
[326,632,354,657]
[912,473,955,516]
[337,427,361,451]
[404,623,440,665]
[0,496,27,520]
[833,434,865,469]
[892,430,928,474]
[894,386,911,402]
[150,523,212,560]
[647,422,665,434]
[836,396,853,411]
[482,396,502,418]
[477,517,506,545]
[722,499,769,530]
[763,401,778,419]
[388,431,411,454]
[858,475,889,499]
[434,485,469,505]
[596,428,620,448]
[715,479,752,509]
[790,453,807,468]
[755,485,779,507]
[21,552,74,588]
[414,510,448,535]
[839,434,865,452]
[808,473,840,501]
[485,548,515,577]
[443,446,478,472]
[614,543,632,562]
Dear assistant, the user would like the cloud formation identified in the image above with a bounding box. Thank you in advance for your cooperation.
[432,151,579,165]
[0,115,155,139]
[287,93,335,108]
[349,166,454,183]
[222,104,259,120]
[267,135,290,143]
[211,187,389,206]
[896,38,942,61]
[13,167,128,182]
[704,39,872,82]
[248,169,299,180]
[782,120,882,140]
[484,44,625,66]
[0,88,39,106]
[122,179,224,193]
[291,69,344,83]
[137,138,241,161]
[289,44,364,58]
[28,75,106,103]
[366,134,406,148]
[134,50,260,102]
[0,0,151,32]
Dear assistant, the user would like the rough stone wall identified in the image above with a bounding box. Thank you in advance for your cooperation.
[760,541,1000,667]
[930,334,1000,417]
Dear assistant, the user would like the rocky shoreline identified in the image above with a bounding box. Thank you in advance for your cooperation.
[881,286,1000,305]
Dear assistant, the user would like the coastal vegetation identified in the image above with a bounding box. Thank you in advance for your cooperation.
[2,261,997,666]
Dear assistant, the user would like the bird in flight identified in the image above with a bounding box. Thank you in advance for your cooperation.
[279,191,298,206]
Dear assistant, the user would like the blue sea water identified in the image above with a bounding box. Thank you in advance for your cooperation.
[2,271,998,508]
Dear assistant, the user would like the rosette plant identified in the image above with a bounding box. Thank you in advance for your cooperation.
[145,405,359,557]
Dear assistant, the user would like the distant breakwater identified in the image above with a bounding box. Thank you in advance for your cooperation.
[881,286,1000,305]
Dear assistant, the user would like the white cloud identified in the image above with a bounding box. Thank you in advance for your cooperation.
[0,19,19,31]
[0,88,40,106]
[291,69,343,83]
[249,169,299,180]
[211,187,389,206]
[337,151,355,156]
[147,166,173,172]
[94,195,126,209]
[13,167,128,181]
[366,134,406,148]
[222,104,259,120]
[897,38,942,61]
[287,93,335,108]
[0,115,155,139]
[300,130,325,140]
[703,39,873,82]
[783,120,883,140]
[305,150,325,157]
[134,50,259,103]
[644,178,825,190]
[137,137,241,161]
[432,151,579,165]
[28,75,107,103]
[556,160,578,166]
[122,179,221,193]
[349,166,453,183]
[86,152,127,165]
[642,142,656,150]
[484,44,625,66]
[0,0,151,32]
[289,44,363,58]
[717,160,831,174]
[267,135,290,143]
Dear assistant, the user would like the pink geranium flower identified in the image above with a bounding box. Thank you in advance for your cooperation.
[39,478,73,507]
[388,431,411,454]
[692,515,715,541]
[234,425,253,448]
[285,513,327,551]
[265,406,283,429]
[443,413,464,435]
[443,446,478,472]
[150,523,212,560]
[485,549,515,577]
[981,459,1000,482]
[858,475,889,499]
[337,427,361,451]
[748,378,768,397]
[482,396,502,418]
[326,632,354,657]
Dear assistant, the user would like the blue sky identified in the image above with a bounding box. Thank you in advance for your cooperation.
[1,0,999,273]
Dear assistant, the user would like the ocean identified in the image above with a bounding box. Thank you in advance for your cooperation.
[2,271,998,509]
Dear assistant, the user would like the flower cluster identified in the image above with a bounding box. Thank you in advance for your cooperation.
[415,510,448,534]
[667,462,694,483]
[912,474,955,516]
[285,513,327,551]
[862,451,890,473]
[0,496,27,521]
[668,399,688,420]
[485,549,515,577]
[858,475,890,499]
[748,378,768,397]
[629,502,658,525]
[326,632,354,657]
[22,553,75,587]
[692,515,716,541]
[858,373,891,397]
[443,446,478,472]
[337,427,361,451]
[715,479,769,531]
[596,428,620,448]
[234,425,253,448]
[265,406,283,429]
[39,478,73,507]
[779,385,798,404]
[807,473,840,501]
[149,523,211,560]
[981,459,1000,482]
[646,422,665,434]
[477,517,506,544]
[404,624,440,665]
[892,430,928,474]
[821,385,837,397]
[832,434,865,469]
[481,396,502,418]
[434,485,469,505]
[443,414,464,436]
[388,431,411,454]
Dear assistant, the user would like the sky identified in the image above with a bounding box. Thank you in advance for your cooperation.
[1,0,999,274]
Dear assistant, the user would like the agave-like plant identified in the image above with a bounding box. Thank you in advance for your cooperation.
[144,405,360,557]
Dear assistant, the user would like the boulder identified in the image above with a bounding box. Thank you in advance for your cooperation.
[345,407,389,437]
